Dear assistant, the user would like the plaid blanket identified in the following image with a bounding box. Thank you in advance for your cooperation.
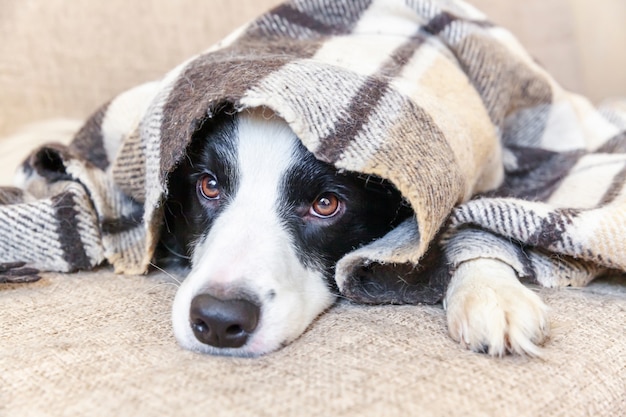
[1,0,625,303]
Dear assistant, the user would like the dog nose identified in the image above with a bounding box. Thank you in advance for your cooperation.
[189,294,260,348]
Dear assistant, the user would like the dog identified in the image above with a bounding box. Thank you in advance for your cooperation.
[161,108,550,357]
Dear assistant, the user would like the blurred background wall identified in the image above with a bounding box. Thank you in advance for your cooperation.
[0,0,624,137]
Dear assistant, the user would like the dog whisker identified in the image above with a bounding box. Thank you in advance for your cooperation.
[142,281,181,296]
[149,262,183,287]
[159,240,192,261]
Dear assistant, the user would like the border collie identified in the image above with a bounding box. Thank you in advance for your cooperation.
[162,108,412,356]
[163,108,550,358]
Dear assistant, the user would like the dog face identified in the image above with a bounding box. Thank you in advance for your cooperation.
[163,109,410,356]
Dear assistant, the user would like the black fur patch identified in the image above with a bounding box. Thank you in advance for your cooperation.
[280,140,411,289]
[159,113,239,264]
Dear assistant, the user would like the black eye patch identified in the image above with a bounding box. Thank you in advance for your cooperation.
[279,141,412,285]
[157,113,240,265]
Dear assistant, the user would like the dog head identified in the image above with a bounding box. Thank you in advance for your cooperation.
[163,109,410,356]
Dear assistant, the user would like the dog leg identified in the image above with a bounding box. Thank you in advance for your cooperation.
[444,258,550,357]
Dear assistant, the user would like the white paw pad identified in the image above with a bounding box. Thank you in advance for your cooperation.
[444,258,550,357]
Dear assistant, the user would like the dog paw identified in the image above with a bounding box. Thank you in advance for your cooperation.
[444,258,550,357]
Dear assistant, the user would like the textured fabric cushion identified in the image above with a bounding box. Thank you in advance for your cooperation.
[1,270,624,416]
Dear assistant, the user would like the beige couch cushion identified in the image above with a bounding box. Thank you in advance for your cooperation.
[2,271,625,416]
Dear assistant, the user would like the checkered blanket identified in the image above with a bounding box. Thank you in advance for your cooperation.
[2,0,625,303]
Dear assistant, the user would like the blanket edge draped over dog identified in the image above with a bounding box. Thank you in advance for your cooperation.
[2,0,626,303]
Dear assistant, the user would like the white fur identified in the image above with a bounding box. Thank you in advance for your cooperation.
[444,258,550,357]
[171,113,335,356]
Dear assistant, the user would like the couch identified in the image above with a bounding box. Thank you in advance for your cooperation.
[1,1,624,416]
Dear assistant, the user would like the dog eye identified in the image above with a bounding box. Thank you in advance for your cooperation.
[198,174,220,200]
[310,193,341,218]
